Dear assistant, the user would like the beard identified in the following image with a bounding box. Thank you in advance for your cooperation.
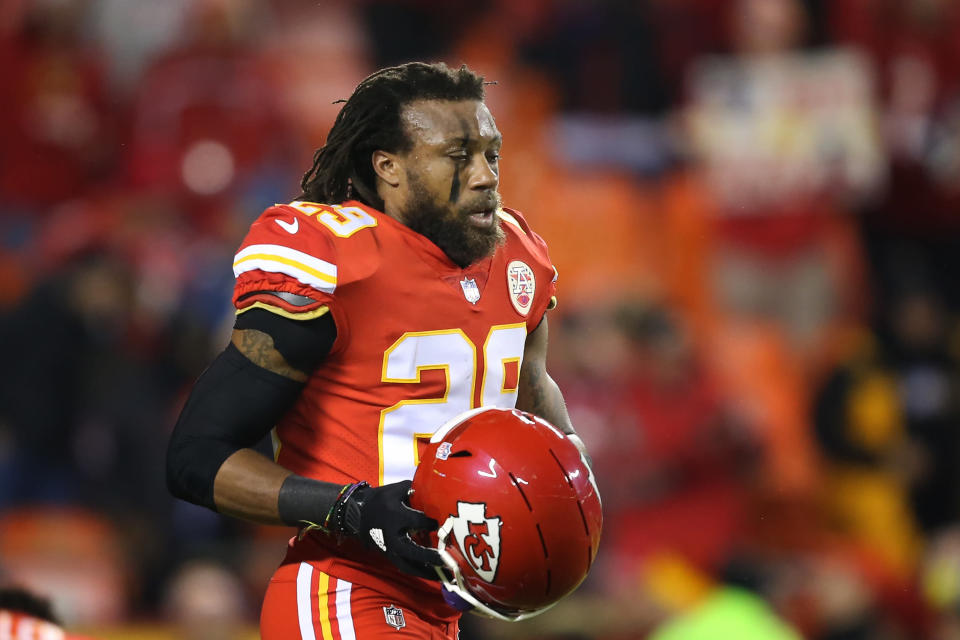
[400,177,506,268]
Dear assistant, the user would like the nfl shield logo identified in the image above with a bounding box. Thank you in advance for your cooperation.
[460,277,481,304]
[383,605,406,630]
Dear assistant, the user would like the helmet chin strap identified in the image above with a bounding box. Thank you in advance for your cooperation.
[434,516,560,622]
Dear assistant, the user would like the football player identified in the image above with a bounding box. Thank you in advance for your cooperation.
[166,62,592,639]
[0,588,97,640]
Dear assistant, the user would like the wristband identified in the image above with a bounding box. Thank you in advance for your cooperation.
[277,475,343,529]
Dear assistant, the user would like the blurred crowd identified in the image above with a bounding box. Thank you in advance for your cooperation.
[1,0,959,638]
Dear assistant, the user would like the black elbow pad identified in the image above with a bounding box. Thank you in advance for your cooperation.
[165,344,305,510]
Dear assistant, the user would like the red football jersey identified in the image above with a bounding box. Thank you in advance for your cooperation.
[232,199,557,619]
[0,611,94,640]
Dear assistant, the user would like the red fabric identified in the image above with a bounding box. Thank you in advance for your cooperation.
[0,611,73,640]
[260,560,459,640]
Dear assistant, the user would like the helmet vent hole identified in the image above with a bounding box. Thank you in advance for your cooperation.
[508,472,533,511]
[447,450,472,458]
[586,543,593,569]
[535,522,549,559]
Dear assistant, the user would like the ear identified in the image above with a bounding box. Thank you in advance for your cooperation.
[371,150,402,187]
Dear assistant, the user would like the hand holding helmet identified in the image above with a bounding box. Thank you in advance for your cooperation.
[340,480,443,580]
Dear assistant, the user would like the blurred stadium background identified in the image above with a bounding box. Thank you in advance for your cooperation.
[2,0,960,638]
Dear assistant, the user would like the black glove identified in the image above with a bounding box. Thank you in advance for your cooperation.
[340,480,442,580]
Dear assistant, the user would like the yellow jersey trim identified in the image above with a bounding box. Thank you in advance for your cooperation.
[236,301,331,321]
[496,209,526,234]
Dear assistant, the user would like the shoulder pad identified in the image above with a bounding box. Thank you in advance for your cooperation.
[233,201,383,306]
[234,204,339,297]
[498,206,559,317]
[497,207,554,272]
[282,200,379,240]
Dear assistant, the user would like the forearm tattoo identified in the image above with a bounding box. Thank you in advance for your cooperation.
[231,329,309,383]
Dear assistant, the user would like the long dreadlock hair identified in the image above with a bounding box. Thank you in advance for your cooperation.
[300,62,486,211]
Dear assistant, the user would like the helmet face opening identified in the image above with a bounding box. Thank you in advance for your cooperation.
[411,407,603,621]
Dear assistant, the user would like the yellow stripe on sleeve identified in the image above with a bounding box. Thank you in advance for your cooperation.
[233,243,338,294]
[496,209,526,234]
[234,253,337,285]
[236,301,331,321]
[271,428,282,462]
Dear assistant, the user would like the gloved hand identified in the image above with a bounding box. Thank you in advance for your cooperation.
[340,480,442,580]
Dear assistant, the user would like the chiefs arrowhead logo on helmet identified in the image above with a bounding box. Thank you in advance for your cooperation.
[411,407,603,622]
[450,502,502,582]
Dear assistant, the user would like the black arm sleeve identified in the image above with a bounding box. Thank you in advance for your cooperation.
[165,343,305,510]
[165,308,338,511]
[234,308,337,374]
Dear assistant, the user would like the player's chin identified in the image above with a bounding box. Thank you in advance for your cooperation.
[449,222,505,267]
[464,216,504,246]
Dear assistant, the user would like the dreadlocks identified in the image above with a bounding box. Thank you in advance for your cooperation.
[300,62,486,210]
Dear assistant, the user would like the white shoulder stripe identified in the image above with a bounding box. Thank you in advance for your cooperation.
[235,244,337,278]
[233,243,337,294]
[234,258,336,294]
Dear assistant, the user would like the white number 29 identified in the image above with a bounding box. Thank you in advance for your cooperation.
[378,324,527,484]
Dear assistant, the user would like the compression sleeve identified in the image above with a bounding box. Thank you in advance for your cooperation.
[165,308,338,511]
[165,343,305,510]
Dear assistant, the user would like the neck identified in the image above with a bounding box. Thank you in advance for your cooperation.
[376,192,406,225]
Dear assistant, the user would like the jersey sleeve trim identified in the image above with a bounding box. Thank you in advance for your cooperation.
[497,209,525,234]
[236,300,331,321]
[234,243,338,294]
[547,266,559,309]
[271,427,281,462]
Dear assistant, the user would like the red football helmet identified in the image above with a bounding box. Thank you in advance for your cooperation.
[410,407,603,621]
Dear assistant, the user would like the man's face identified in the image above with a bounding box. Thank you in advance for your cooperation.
[394,99,505,268]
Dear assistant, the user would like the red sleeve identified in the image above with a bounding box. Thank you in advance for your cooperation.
[232,202,340,315]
